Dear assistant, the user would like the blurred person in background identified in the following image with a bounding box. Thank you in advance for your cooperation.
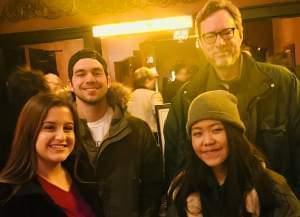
[44,73,67,93]
[0,67,50,169]
[44,73,74,102]
[127,66,164,141]
[163,64,191,103]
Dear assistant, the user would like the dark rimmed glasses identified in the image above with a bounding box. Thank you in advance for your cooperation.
[201,27,236,44]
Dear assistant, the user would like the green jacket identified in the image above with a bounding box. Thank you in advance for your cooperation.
[164,54,300,197]
[74,106,163,217]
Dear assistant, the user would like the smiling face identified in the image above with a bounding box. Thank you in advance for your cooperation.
[199,9,243,70]
[70,58,111,105]
[191,119,229,173]
[36,106,75,168]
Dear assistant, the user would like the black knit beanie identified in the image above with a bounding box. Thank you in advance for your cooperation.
[186,90,245,136]
[68,49,108,80]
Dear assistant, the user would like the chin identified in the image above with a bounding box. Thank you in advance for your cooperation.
[51,156,69,163]
[203,159,222,167]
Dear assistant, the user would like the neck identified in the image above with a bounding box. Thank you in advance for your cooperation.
[37,161,71,191]
[215,57,241,81]
[212,165,227,185]
[76,98,109,122]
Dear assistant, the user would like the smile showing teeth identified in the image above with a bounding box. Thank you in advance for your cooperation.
[48,144,67,150]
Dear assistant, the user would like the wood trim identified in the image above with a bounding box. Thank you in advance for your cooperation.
[0,26,92,47]
[241,1,300,21]
[0,1,300,48]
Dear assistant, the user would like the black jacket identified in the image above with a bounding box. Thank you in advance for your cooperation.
[0,164,101,217]
[164,54,300,197]
[0,180,66,217]
[74,106,163,217]
[167,169,300,217]
[163,80,185,103]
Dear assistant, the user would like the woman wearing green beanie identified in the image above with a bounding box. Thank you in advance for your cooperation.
[167,90,300,217]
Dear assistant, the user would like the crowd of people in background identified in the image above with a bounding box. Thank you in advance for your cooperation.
[0,0,299,216]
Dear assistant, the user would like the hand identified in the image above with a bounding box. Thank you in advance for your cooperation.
[186,192,202,217]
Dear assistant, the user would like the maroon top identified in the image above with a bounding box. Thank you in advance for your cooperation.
[38,176,95,217]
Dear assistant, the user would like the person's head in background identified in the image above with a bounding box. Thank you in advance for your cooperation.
[0,93,80,195]
[133,66,158,90]
[186,65,199,80]
[174,64,190,82]
[44,73,65,93]
[6,66,50,116]
[267,51,295,72]
[195,0,243,71]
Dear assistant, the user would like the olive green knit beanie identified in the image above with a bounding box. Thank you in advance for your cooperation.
[186,90,245,136]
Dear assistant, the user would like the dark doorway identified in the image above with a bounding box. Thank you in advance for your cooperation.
[29,48,58,74]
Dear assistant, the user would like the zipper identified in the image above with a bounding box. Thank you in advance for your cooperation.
[247,82,275,112]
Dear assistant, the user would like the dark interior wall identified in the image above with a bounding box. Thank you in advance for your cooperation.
[154,38,203,78]
[243,19,274,54]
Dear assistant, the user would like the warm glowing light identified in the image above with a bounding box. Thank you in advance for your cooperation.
[93,16,193,38]
[173,29,189,41]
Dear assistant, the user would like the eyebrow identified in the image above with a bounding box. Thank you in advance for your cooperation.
[42,121,74,125]
[192,122,223,130]
[74,66,103,73]
[203,27,235,35]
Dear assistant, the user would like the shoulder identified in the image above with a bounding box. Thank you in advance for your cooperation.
[255,61,297,84]
[0,182,42,211]
[0,183,13,201]
[0,181,66,217]
[133,88,153,95]
[266,169,293,194]
[266,169,300,206]
[125,113,152,133]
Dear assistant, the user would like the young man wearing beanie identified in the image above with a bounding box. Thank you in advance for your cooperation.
[68,49,163,217]
[167,90,300,217]
[164,0,300,198]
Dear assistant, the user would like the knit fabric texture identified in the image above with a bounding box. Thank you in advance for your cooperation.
[186,90,245,136]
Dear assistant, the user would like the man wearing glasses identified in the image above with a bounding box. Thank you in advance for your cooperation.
[164,0,300,198]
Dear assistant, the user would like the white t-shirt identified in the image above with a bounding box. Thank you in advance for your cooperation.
[87,107,113,147]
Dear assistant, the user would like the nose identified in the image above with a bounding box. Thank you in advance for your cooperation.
[55,128,66,141]
[202,132,214,146]
[85,72,97,83]
[215,34,226,46]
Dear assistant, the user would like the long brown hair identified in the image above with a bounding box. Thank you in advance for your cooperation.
[0,93,80,197]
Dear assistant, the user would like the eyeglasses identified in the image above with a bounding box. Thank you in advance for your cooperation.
[201,27,236,44]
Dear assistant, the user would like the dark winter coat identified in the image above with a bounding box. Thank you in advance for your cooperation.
[167,169,300,217]
[0,164,101,217]
[74,106,163,217]
[0,180,67,217]
[164,54,300,197]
